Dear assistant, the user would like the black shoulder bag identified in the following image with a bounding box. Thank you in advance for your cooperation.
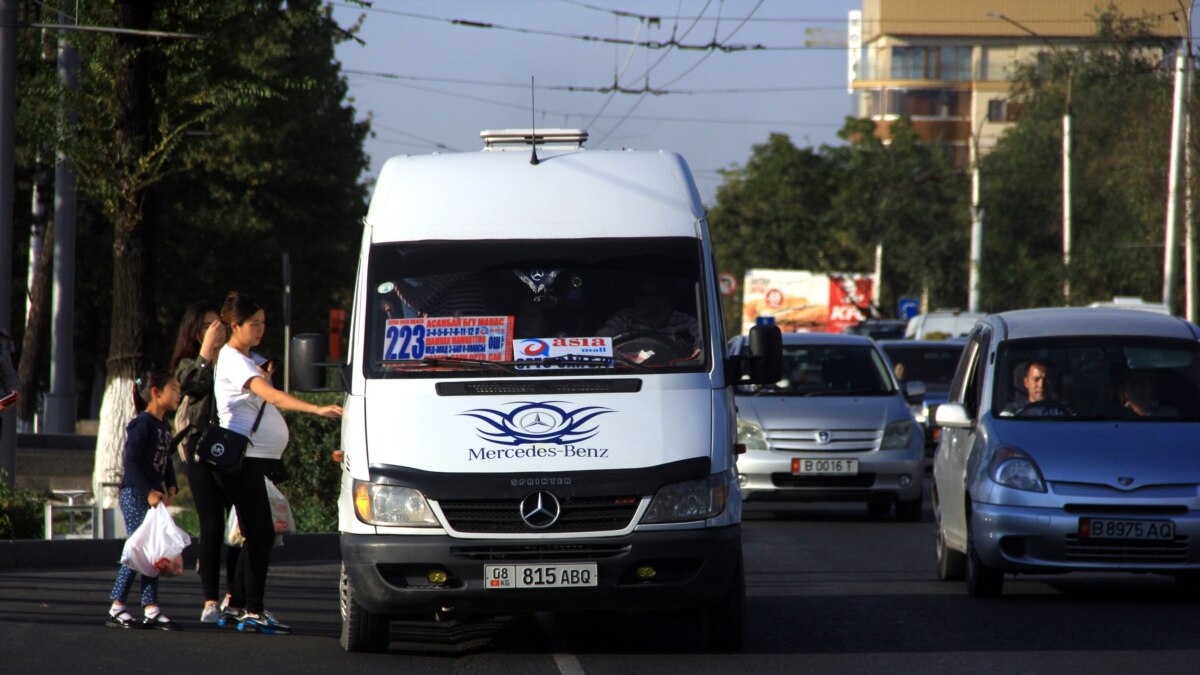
[192,403,266,474]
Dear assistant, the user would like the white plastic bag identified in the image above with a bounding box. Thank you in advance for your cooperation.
[225,509,245,548]
[119,503,191,578]
[265,478,296,535]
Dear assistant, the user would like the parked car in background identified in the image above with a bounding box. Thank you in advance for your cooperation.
[1087,296,1171,314]
[730,332,926,521]
[842,318,907,341]
[878,339,966,455]
[933,308,1200,597]
[905,309,983,340]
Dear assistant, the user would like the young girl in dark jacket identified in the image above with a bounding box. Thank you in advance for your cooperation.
[106,371,181,630]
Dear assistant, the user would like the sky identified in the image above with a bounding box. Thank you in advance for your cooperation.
[328,0,863,205]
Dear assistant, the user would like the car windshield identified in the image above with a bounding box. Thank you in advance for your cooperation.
[737,344,895,396]
[883,344,963,391]
[994,337,1200,421]
[364,237,709,378]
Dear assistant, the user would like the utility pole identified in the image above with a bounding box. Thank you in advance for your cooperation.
[43,8,79,433]
[1163,38,1189,313]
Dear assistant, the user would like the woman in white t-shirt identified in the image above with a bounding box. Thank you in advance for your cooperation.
[213,291,342,634]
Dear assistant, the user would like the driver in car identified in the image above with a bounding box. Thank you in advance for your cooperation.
[596,278,700,362]
[1002,360,1069,416]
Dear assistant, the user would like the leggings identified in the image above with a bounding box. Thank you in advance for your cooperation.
[109,487,158,607]
[223,458,275,614]
[185,458,240,602]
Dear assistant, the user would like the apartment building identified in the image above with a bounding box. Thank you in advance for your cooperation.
[850,0,1182,167]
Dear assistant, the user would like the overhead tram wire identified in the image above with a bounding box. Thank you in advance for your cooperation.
[595,0,766,146]
[343,69,843,95]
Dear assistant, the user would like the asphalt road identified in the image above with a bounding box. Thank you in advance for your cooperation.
[3,483,1199,674]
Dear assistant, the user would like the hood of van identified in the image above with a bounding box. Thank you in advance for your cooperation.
[362,377,714,474]
[992,420,1200,489]
[736,394,906,431]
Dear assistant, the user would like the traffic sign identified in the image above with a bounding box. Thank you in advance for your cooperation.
[718,272,738,297]
[898,297,920,320]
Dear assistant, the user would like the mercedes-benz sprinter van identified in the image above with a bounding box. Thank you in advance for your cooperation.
[293,129,781,652]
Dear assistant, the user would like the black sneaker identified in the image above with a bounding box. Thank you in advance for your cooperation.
[236,609,291,635]
[105,613,138,629]
[142,615,184,631]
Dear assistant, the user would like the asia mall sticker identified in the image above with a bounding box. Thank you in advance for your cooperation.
[383,316,514,361]
[513,337,614,369]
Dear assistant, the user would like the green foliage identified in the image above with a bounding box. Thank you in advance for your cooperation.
[279,392,346,532]
[980,7,1178,310]
[0,471,47,540]
[710,121,967,332]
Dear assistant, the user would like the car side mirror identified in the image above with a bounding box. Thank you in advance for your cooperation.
[740,323,783,385]
[934,402,971,429]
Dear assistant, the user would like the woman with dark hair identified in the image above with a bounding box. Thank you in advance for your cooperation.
[213,291,342,634]
[171,301,239,624]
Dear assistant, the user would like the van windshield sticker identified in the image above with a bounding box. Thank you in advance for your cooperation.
[383,316,514,362]
[514,337,614,369]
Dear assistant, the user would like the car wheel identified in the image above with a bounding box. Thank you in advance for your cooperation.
[896,491,923,522]
[934,491,965,581]
[340,563,390,652]
[965,513,1004,598]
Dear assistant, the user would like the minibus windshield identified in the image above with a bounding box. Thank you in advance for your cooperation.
[364,237,709,378]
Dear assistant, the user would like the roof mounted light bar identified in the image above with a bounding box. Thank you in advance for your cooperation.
[480,128,588,151]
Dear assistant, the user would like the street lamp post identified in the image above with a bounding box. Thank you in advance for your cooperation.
[988,12,1073,305]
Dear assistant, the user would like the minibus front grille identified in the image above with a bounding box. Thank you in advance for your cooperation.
[451,543,631,561]
[436,379,642,396]
[436,496,639,533]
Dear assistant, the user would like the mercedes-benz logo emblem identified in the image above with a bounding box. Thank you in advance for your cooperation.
[519,412,553,431]
[816,431,831,444]
[210,443,225,457]
[519,491,561,529]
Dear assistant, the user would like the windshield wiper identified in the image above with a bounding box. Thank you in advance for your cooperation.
[802,388,887,397]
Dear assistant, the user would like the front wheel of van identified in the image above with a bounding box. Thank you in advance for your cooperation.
[701,554,745,652]
[340,563,390,652]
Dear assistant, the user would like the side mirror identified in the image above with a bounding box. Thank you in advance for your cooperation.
[291,333,347,392]
[934,402,971,429]
[743,323,783,385]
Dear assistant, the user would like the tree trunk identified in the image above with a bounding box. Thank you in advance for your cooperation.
[92,0,156,508]
[17,218,52,425]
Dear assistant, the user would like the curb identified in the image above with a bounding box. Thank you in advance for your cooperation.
[0,533,340,570]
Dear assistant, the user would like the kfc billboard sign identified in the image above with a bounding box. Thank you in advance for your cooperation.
[741,269,873,334]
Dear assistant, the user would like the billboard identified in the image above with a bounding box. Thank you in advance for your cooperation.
[741,269,874,334]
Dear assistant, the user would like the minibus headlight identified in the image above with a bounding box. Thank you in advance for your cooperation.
[353,480,439,527]
[642,473,727,524]
[737,418,768,452]
[881,419,917,450]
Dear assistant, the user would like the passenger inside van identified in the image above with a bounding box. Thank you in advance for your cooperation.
[596,277,699,361]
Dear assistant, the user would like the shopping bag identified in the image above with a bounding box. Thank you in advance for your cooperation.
[119,503,192,578]
[265,477,296,534]
[225,509,245,548]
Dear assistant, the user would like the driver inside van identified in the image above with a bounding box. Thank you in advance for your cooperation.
[596,278,700,360]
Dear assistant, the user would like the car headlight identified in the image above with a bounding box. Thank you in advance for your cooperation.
[989,447,1046,493]
[353,480,439,526]
[642,473,728,524]
[881,419,917,450]
[737,418,767,452]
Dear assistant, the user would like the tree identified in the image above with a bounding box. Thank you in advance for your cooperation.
[12,1,369,506]
[979,8,1176,310]
[708,120,968,333]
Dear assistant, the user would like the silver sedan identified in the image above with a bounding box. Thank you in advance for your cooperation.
[730,332,926,521]
[933,308,1200,597]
